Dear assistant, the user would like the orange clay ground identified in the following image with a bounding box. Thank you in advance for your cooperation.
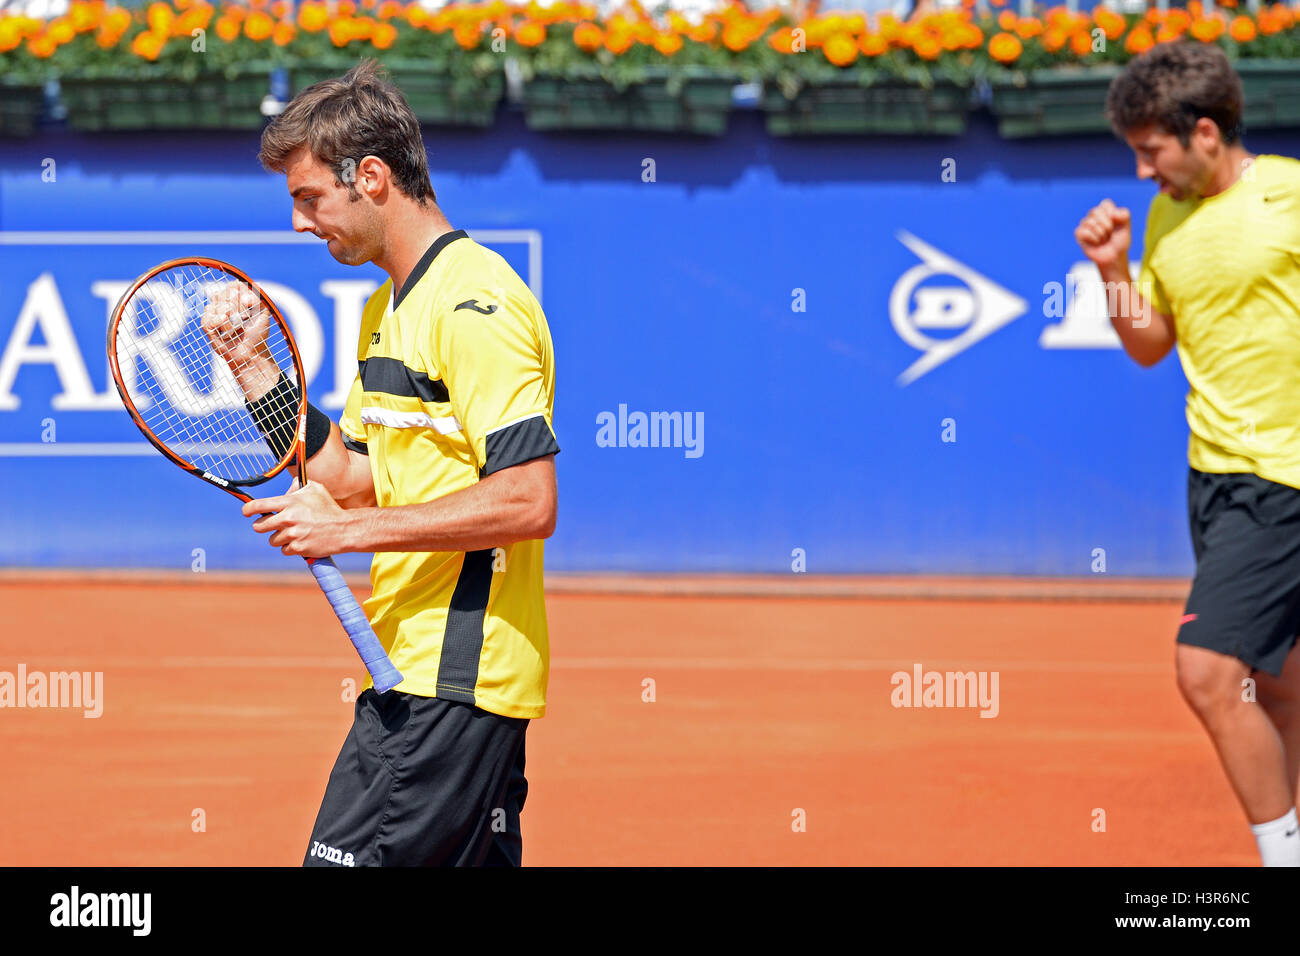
[0,575,1260,866]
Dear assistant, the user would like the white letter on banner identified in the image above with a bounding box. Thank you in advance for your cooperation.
[0,274,100,411]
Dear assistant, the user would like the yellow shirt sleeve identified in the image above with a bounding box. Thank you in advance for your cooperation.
[338,374,366,450]
[432,285,559,475]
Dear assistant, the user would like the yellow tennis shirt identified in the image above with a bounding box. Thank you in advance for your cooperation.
[1138,154,1300,490]
[337,230,560,719]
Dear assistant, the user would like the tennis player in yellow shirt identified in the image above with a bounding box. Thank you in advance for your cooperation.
[219,60,560,866]
[1077,41,1300,866]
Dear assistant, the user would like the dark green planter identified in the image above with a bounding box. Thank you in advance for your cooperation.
[0,79,46,138]
[1238,60,1300,130]
[60,65,271,131]
[523,68,736,135]
[292,59,502,127]
[763,78,970,136]
[989,66,1120,138]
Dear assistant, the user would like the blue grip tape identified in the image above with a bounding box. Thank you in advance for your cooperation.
[307,557,403,694]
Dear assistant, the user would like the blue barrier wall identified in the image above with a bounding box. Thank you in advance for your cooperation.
[3,108,1296,574]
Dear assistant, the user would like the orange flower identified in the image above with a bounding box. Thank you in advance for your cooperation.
[104,8,130,33]
[822,31,858,66]
[216,15,240,41]
[515,20,546,46]
[767,26,797,53]
[913,34,941,59]
[131,29,165,59]
[997,10,1017,30]
[1125,23,1154,53]
[1155,24,1181,42]
[272,20,295,45]
[1069,29,1092,55]
[27,33,57,57]
[244,11,274,40]
[0,21,22,52]
[1014,16,1043,39]
[572,20,602,51]
[46,16,75,44]
[1190,16,1224,41]
[377,0,402,18]
[338,0,357,14]
[859,31,887,56]
[453,21,480,48]
[1093,8,1126,40]
[1042,26,1068,51]
[688,20,716,43]
[372,20,395,47]
[721,23,755,51]
[350,15,375,39]
[328,17,351,45]
[147,2,173,34]
[988,30,1022,63]
[298,1,328,32]
[604,27,634,54]
[1229,14,1256,41]
[69,2,102,32]
[652,30,681,56]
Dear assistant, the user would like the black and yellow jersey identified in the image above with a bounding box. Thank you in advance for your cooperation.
[338,230,560,718]
[1139,155,1300,490]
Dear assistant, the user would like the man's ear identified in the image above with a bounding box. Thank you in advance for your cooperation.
[355,155,391,199]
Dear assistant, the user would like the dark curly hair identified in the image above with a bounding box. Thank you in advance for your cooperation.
[1106,40,1244,146]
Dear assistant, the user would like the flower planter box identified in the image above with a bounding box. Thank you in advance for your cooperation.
[763,77,970,136]
[522,68,737,135]
[60,65,272,132]
[292,59,503,127]
[0,79,46,138]
[1237,60,1300,130]
[988,66,1121,139]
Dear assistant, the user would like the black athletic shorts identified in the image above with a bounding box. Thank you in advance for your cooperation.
[1179,468,1300,676]
[303,689,529,867]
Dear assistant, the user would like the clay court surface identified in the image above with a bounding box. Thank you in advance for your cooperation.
[0,574,1260,866]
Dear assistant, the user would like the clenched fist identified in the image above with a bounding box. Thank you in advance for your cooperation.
[201,282,280,400]
[1075,199,1132,273]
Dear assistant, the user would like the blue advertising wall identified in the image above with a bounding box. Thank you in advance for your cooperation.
[3,109,1294,575]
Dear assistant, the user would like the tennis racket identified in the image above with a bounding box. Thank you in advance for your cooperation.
[106,256,403,694]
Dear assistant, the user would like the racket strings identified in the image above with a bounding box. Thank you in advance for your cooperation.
[114,263,300,482]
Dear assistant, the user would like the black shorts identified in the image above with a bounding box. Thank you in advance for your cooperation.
[1180,468,1300,676]
[303,690,529,867]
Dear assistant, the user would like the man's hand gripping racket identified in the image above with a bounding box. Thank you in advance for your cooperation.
[107,257,403,693]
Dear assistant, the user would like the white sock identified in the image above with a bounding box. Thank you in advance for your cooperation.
[1251,808,1300,867]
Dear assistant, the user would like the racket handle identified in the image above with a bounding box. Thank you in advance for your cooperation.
[306,557,404,694]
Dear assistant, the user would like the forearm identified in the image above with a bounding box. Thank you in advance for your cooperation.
[1096,262,1169,367]
[233,350,281,402]
[337,470,552,554]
